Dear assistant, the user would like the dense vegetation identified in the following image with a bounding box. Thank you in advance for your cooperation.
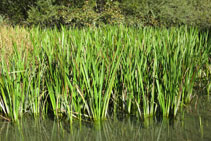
[0,25,210,122]
[0,0,210,122]
[0,0,211,28]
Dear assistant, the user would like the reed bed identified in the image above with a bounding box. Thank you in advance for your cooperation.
[0,25,210,122]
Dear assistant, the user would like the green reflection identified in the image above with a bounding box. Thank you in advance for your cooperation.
[0,97,210,141]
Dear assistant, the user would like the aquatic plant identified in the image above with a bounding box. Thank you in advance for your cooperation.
[0,25,210,122]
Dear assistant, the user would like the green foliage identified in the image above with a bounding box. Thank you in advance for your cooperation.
[1,0,211,28]
[0,25,210,121]
[119,0,211,27]
[0,15,6,24]
[27,1,124,27]
[63,1,100,27]
[27,0,61,27]
[0,0,36,24]
[151,0,211,28]
[99,1,124,25]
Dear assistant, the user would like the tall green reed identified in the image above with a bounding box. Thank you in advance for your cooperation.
[0,42,28,121]
[0,25,209,122]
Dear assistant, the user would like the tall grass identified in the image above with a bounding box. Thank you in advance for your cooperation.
[0,25,210,122]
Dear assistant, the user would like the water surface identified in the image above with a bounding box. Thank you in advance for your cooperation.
[0,96,211,141]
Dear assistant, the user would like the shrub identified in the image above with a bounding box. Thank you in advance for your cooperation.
[27,1,125,27]
[1,0,211,28]
[0,0,36,24]
[27,0,62,27]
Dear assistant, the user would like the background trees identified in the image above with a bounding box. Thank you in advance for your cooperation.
[0,0,210,28]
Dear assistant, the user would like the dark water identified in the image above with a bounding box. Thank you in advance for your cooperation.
[0,96,211,141]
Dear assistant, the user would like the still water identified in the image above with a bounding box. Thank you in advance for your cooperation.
[0,96,211,141]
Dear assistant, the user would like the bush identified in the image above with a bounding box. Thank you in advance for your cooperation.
[27,0,61,27]
[0,0,36,24]
[1,0,211,28]
[27,1,125,27]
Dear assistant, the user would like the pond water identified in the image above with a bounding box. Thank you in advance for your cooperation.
[0,96,211,141]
